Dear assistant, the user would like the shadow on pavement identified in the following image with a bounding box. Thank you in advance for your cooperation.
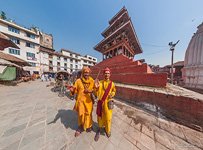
[48,109,98,133]
[48,109,78,130]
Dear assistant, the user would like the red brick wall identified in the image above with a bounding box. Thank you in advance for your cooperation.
[90,54,167,87]
[116,86,203,131]
[92,73,167,87]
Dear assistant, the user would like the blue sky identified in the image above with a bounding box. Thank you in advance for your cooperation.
[1,0,203,66]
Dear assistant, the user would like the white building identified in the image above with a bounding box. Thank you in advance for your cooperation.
[62,49,97,72]
[0,18,40,74]
[0,18,98,75]
[183,22,203,90]
[81,55,97,67]
[39,48,97,74]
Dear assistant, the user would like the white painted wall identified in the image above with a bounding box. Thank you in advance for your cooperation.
[0,19,40,75]
[183,23,203,89]
[39,50,98,74]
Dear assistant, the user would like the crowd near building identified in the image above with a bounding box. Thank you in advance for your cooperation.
[0,15,97,76]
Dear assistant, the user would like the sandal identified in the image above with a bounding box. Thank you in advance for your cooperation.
[86,127,92,133]
[74,127,83,137]
[94,131,100,142]
[105,130,111,138]
[74,130,81,137]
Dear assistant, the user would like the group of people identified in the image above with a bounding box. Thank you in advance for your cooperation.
[41,73,52,82]
[68,66,116,141]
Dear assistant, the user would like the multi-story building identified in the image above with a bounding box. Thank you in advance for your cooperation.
[39,32,55,74]
[0,18,40,74]
[0,17,97,75]
[40,47,97,74]
[39,34,97,74]
[81,55,97,67]
[61,49,97,72]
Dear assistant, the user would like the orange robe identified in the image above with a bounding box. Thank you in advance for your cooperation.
[72,77,94,131]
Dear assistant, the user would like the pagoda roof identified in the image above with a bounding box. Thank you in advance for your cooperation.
[102,10,130,38]
[108,7,127,25]
[94,19,142,55]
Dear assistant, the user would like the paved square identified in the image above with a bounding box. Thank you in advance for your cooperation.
[0,80,202,150]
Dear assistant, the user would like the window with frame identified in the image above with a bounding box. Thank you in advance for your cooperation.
[70,59,73,63]
[28,62,36,67]
[9,48,20,55]
[26,33,35,39]
[10,37,20,44]
[26,42,35,48]
[8,26,20,34]
[26,52,35,58]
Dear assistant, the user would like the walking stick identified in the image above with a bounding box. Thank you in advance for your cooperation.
[96,70,101,80]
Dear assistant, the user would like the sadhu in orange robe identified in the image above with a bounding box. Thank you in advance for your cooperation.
[72,75,94,131]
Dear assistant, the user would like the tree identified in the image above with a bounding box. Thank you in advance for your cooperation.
[0,11,7,20]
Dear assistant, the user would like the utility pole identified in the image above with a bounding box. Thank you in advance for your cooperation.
[168,40,179,84]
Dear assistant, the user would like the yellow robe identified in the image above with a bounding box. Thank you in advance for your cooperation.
[72,77,94,131]
[96,79,116,134]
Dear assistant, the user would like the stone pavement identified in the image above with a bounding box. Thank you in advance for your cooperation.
[0,80,202,150]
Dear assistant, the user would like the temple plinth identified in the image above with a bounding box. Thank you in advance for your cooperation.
[92,7,167,87]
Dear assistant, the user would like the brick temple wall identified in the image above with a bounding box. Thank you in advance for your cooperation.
[115,85,203,131]
[91,54,167,87]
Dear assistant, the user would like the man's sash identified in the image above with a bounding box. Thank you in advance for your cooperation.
[96,81,112,117]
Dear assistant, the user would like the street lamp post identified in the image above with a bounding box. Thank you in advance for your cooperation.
[168,40,180,84]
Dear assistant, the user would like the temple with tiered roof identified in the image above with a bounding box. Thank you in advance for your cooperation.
[94,7,142,60]
[92,7,167,87]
